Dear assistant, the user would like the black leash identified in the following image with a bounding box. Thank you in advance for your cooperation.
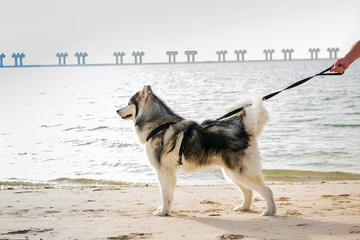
[146,66,343,166]
[217,66,343,121]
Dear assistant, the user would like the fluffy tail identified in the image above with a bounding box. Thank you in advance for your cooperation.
[227,97,269,137]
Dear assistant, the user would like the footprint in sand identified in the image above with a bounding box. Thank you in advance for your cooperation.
[284,209,301,216]
[1,228,53,235]
[217,234,247,239]
[208,213,221,216]
[200,200,221,205]
[107,232,152,239]
[277,196,290,201]
[82,209,105,213]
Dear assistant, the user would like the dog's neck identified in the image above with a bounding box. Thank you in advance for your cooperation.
[134,95,183,144]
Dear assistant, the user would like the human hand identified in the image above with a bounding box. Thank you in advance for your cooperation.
[330,58,351,74]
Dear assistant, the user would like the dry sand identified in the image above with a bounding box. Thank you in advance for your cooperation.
[0,182,360,240]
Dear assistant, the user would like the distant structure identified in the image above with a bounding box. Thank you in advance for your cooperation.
[333,48,340,59]
[56,53,68,65]
[216,50,228,62]
[269,49,275,60]
[327,48,333,59]
[308,48,315,59]
[263,49,275,61]
[81,52,88,64]
[234,49,247,61]
[132,51,145,64]
[281,49,287,60]
[327,47,340,59]
[263,50,268,60]
[11,53,18,66]
[19,53,26,66]
[281,49,294,60]
[75,52,87,65]
[314,48,320,59]
[166,51,178,63]
[75,52,81,65]
[12,53,25,66]
[0,53,5,66]
[184,51,197,62]
[113,52,125,64]
[288,49,294,60]
[308,48,320,59]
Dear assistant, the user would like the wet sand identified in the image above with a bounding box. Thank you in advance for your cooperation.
[0,183,360,240]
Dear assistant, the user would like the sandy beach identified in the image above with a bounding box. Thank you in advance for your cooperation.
[0,182,359,240]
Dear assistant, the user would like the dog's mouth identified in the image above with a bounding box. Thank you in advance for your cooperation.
[121,114,133,120]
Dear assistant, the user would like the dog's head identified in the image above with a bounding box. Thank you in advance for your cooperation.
[117,85,153,121]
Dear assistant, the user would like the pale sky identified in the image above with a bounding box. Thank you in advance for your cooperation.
[1,0,359,65]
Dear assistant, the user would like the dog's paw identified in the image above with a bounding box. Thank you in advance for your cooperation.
[155,210,168,216]
[260,209,276,216]
[155,206,169,216]
[233,206,250,212]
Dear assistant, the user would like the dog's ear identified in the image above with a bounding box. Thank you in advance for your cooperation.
[140,85,152,101]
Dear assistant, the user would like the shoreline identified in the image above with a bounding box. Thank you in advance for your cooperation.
[0,182,359,240]
[1,169,360,189]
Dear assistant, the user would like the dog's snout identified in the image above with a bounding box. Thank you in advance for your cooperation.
[116,109,123,117]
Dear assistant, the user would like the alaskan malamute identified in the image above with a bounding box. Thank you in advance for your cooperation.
[117,86,276,216]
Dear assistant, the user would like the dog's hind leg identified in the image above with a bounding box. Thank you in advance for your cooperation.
[241,173,276,216]
[226,168,276,216]
[233,184,253,211]
[223,169,253,211]
[155,166,177,216]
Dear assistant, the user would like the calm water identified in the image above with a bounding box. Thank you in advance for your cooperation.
[1,60,359,185]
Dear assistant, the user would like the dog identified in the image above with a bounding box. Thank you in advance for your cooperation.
[117,85,276,216]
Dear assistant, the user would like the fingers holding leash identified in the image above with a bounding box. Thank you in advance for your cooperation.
[330,59,348,74]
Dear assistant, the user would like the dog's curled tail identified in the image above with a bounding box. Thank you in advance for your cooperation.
[228,97,269,137]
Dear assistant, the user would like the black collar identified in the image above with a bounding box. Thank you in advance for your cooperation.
[146,122,177,142]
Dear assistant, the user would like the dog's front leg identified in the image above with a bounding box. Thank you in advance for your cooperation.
[155,166,177,216]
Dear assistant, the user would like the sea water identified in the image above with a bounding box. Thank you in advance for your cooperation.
[1,60,359,185]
